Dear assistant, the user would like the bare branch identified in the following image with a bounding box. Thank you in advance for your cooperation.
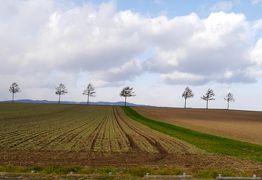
[55,83,68,95]
[120,86,135,97]
[55,83,67,104]
[224,92,235,110]
[182,87,194,108]
[83,83,96,104]
[201,89,215,109]
[120,86,135,106]
[83,83,96,97]
[201,89,215,101]
[224,92,235,102]
[9,82,21,94]
[182,87,194,99]
[9,82,21,102]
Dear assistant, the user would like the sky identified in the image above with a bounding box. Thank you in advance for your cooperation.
[1,0,262,111]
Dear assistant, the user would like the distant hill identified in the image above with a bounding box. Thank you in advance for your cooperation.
[1,99,147,106]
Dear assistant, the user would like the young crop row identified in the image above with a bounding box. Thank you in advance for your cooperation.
[0,104,192,154]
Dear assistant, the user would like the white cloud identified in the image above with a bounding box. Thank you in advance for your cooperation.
[0,0,262,103]
[0,1,147,88]
[94,60,143,85]
[161,72,206,85]
[144,12,256,85]
[250,38,262,66]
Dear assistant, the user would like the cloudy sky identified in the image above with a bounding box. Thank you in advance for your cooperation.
[1,0,262,111]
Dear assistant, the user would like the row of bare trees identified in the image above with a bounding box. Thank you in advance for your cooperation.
[55,83,96,104]
[182,87,235,110]
[8,82,234,109]
[9,82,96,105]
[55,83,135,106]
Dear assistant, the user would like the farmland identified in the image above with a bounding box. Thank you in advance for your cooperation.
[0,103,262,178]
[0,103,190,153]
[134,107,262,145]
[124,107,262,162]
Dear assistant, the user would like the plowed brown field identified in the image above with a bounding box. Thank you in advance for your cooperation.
[134,107,262,145]
[0,103,261,175]
[0,104,192,154]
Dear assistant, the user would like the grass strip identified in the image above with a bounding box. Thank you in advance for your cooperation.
[122,106,262,162]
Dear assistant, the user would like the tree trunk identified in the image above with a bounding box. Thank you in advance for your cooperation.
[227,101,229,110]
[87,95,90,105]
[184,98,187,108]
[58,94,61,104]
[206,100,208,109]
[125,97,127,106]
[12,93,14,103]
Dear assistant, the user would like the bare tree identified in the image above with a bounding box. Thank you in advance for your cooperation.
[224,92,235,110]
[55,83,67,104]
[9,82,21,103]
[120,86,135,106]
[201,89,215,109]
[83,83,96,105]
[182,87,194,108]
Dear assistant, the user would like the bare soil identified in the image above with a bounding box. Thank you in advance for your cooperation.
[134,107,262,145]
[0,103,261,175]
[0,104,191,154]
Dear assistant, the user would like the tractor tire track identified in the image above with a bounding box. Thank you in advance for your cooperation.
[113,107,141,152]
[114,107,168,160]
[89,117,107,151]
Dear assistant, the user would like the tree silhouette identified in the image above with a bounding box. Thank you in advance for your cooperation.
[83,83,96,105]
[9,82,21,103]
[55,83,67,104]
[182,87,194,108]
[224,92,235,110]
[201,89,215,109]
[120,86,135,106]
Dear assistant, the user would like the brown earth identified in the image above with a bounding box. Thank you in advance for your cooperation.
[0,104,193,154]
[0,104,194,166]
[134,107,262,145]
[0,103,261,175]
[0,150,262,175]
